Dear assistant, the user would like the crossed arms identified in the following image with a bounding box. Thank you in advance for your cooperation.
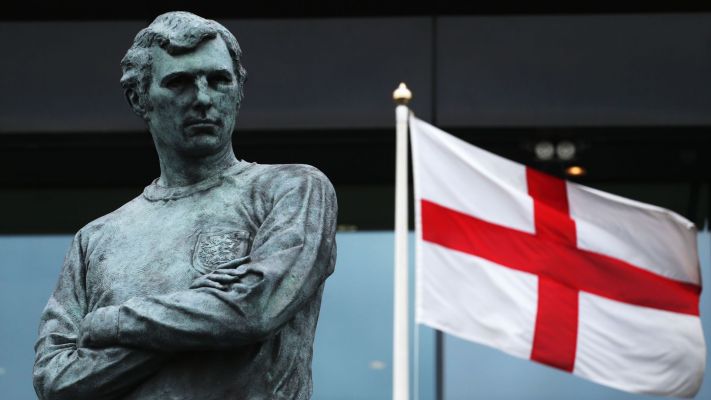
[33,169,337,400]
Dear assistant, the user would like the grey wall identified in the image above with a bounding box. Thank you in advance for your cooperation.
[0,18,434,133]
[0,21,146,132]
[436,14,711,127]
[2,14,711,133]
[224,18,433,129]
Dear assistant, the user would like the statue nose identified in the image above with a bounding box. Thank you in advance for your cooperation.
[194,77,213,108]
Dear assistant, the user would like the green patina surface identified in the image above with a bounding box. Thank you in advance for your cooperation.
[33,12,337,400]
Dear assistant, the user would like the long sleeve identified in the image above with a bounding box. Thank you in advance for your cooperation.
[82,166,338,351]
[33,232,165,400]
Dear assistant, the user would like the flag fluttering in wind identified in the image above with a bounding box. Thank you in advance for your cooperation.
[411,116,706,397]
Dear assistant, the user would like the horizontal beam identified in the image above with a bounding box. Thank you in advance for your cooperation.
[2,3,711,21]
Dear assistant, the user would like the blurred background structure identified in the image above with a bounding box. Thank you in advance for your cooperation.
[1,2,710,399]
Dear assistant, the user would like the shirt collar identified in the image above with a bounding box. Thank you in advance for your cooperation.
[142,160,251,201]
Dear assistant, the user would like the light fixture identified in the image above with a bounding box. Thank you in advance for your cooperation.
[565,165,586,177]
[556,141,576,160]
[534,141,555,160]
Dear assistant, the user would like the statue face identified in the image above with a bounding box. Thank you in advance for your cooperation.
[144,36,240,157]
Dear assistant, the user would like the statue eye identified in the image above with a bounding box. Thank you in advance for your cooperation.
[163,74,192,90]
[208,72,233,87]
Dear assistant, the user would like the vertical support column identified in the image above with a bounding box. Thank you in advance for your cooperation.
[393,83,412,400]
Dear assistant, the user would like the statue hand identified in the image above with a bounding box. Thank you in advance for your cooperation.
[190,256,251,290]
[78,305,121,348]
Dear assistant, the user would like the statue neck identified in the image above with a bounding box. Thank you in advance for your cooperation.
[155,145,239,188]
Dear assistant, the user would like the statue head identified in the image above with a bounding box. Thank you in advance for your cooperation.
[121,12,247,158]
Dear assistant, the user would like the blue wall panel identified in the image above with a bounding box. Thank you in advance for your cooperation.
[0,232,707,399]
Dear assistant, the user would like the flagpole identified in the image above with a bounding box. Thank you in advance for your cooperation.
[393,82,412,400]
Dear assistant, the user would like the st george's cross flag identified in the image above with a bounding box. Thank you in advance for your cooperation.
[410,116,706,397]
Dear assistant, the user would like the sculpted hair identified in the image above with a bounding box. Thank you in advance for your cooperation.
[120,11,247,108]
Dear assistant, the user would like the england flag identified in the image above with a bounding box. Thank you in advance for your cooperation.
[411,116,706,397]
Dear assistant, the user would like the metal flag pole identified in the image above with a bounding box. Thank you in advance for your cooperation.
[393,82,412,400]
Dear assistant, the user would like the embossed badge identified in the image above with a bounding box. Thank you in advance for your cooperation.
[192,228,250,273]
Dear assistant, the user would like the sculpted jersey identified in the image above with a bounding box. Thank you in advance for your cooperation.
[33,161,338,400]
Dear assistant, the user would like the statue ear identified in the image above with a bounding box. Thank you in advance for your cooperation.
[125,88,147,118]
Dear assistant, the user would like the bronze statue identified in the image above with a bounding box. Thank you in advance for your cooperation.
[33,11,337,400]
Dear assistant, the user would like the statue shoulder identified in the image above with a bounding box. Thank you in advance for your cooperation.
[76,193,146,240]
[248,163,334,193]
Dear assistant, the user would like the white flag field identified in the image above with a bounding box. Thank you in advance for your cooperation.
[410,116,706,397]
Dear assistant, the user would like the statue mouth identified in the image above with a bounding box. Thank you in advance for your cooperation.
[184,118,222,128]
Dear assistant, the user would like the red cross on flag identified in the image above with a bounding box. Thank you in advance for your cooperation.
[411,116,706,397]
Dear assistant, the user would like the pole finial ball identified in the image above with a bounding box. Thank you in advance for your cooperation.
[393,82,412,105]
